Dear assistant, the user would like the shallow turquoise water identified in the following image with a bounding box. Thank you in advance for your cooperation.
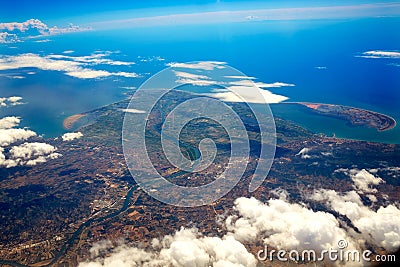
[271,103,400,144]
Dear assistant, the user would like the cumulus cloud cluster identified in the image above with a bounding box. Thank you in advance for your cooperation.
[0,19,49,34]
[0,53,138,79]
[0,97,61,168]
[79,228,257,267]
[0,142,61,168]
[226,196,356,253]
[0,128,37,147]
[80,162,400,266]
[62,132,83,141]
[0,19,90,43]
[311,189,400,252]
[335,168,385,194]
[0,129,60,167]
[79,193,361,266]
[349,169,384,193]
[0,116,21,129]
[310,167,400,252]
[169,62,292,104]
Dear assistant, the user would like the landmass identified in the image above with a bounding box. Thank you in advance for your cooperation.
[0,92,399,266]
[63,114,87,130]
[288,102,397,132]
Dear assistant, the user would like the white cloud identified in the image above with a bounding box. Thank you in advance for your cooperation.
[0,128,62,168]
[0,53,138,80]
[0,142,61,168]
[173,71,210,80]
[173,69,218,86]
[211,79,292,102]
[0,19,48,33]
[66,70,111,79]
[79,228,257,267]
[0,32,19,43]
[80,188,400,266]
[7,96,23,105]
[0,96,24,107]
[0,147,15,168]
[169,62,291,103]
[47,53,135,66]
[167,61,227,71]
[121,108,146,114]
[0,19,90,42]
[0,74,25,79]
[310,189,400,252]
[0,95,60,168]
[48,23,90,35]
[335,168,385,194]
[218,79,292,103]
[0,128,37,146]
[366,194,378,203]
[92,3,400,29]
[206,87,288,104]
[226,197,356,253]
[296,147,311,159]
[262,82,295,88]
[138,56,165,62]
[177,78,219,87]
[9,142,58,159]
[62,132,83,141]
[113,72,138,78]
[359,50,400,59]
[224,75,256,80]
[349,169,384,193]
[67,70,137,79]
[229,79,295,88]
[0,116,20,129]
[379,167,400,178]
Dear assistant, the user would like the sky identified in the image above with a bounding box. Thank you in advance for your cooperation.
[2,0,400,25]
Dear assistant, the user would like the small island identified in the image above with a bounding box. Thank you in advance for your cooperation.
[287,102,397,132]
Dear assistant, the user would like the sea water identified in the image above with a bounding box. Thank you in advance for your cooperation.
[0,17,398,142]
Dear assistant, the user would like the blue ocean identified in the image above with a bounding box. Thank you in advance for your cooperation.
[1,17,399,142]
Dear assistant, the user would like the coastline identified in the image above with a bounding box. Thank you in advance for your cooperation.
[283,101,397,132]
[63,114,87,130]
